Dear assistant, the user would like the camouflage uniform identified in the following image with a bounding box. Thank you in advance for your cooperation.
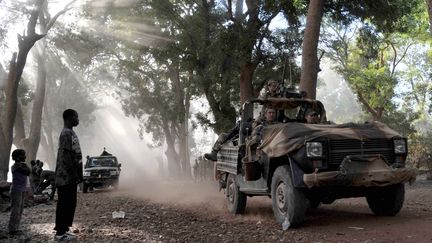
[54,127,82,236]
[211,121,240,152]
[257,82,284,124]
[250,120,279,145]
[31,162,42,192]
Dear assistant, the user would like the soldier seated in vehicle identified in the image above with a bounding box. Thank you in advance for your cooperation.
[245,107,279,162]
[204,121,240,161]
[304,108,320,124]
[250,107,278,143]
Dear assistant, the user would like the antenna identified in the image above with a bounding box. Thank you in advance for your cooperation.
[281,54,288,88]
[289,57,293,89]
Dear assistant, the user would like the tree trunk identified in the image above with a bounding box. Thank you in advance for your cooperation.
[169,65,192,178]
[13,101,26,149]
[26,44,47,162]
[0,54,18,180]
[43,105,56,169]
[239,62,256,104]
[0,139,9,180]
[0,1,45,180]
[299,0,324,99]
[162,122,180,177]
[178,96,191,178]
[427,0,432,33]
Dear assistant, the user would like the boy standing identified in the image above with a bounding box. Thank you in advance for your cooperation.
[54,109,82,241]
[8,149,30,235]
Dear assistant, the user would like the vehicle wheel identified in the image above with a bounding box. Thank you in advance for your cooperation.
[366,184,405,216]
[82,183,88,193]
[271,165,307,227]
[113,180,119,190]
[226,174,247,214]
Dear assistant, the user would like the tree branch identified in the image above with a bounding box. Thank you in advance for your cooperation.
[356,89,378,119]
[46,0,77,31]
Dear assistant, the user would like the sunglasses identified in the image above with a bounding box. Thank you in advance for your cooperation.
[308,112,318,117]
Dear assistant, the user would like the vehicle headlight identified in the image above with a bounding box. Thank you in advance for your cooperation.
[110,170,118,176]
[83,171,91,177]
[306,142,323,158]
[393,138,407,155]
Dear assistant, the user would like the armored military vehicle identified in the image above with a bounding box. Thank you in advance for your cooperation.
[214,97,416,227]
[82,149,121,193]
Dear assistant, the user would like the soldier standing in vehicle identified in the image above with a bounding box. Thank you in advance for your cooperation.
[258,80,281,99]
[54,109,83,241]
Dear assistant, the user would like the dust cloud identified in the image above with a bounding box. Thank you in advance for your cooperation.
[317,61,363,123]
[76,97,229,211]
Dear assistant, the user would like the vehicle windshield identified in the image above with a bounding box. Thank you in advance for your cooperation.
[88,157,117,167]
[253,102,299,122]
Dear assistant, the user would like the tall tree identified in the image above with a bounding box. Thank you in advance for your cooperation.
[23,0,76,163]
[324,22,414,121]
[426,0,432,33]
[0,0,45,180]
[299,0,424,99]
[300,0,324,99]
[0,0,77,178]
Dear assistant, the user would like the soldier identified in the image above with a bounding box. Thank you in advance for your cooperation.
[257,80,287,124]
[250,107,278,145]
[8,149,30,235]
[36,168,56,201]
[204,122,240,161]
[205,81,282,161]
[30,160,42,192]
[258,80,281,99]
[54,109,83,241]
[305,108,320,124]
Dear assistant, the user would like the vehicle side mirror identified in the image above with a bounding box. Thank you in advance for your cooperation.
[118,163,122,168]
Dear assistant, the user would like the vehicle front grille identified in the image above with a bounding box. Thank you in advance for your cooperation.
[328,138,394,169]
[91,170,111,177]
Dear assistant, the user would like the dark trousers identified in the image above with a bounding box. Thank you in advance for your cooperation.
[54,184,77,235]
[8,191,24,232]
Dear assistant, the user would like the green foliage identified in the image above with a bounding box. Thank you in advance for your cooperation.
[344,65,396,110]
[379,105,417,136]
[408,132,432,169]
[324,0,425,34]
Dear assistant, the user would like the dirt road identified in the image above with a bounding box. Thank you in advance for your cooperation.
[1,176,432,242]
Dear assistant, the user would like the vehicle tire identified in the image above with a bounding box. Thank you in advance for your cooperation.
[366,184,405,216]
[271,165,307,227]
[113,180,119,190]
[82,183,88,193]
[226,174,247,214]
